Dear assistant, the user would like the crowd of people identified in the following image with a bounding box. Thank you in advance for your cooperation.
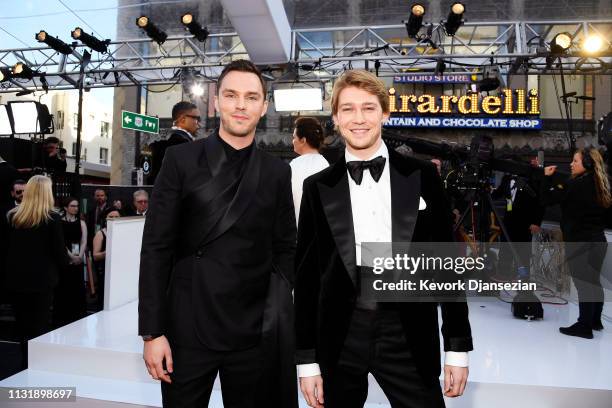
[0,165,151,368]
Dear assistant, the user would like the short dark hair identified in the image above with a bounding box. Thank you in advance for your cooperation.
[217,59,267,99]
[94,188,107,196]
[62,196,79,208]
[44,136,60,145]
[294,117,325,150]
[12,179,26,189]
[172,101,198,121]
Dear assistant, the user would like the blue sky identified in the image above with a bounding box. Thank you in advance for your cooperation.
[1,0,119,106]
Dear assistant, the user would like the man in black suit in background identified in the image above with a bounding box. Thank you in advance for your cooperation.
[149,102,199,184]
[295,70,473,408]
[139,60,297,408]
[167,101,200,146]
[492,159,545,279]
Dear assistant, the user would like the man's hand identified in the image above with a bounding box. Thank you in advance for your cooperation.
[143,335,173,384]
[529,224,542,235]
[443,365,468,397]
[299,375,324,408]
[544,165,557,176]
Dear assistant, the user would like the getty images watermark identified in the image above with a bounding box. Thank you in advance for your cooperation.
[356,241,608,303]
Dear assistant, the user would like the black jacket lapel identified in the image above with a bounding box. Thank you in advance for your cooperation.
[389,148,421,243]
[317,157,358,287]
[199,143,261,247]
[203,131,227,178]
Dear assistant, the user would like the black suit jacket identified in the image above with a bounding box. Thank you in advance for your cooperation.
[492,174,545,242]
[294,144,473,383]
[3,212,69,293]
[139,130,296,351]
[167,129,193,147]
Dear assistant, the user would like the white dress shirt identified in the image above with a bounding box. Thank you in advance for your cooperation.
[297,141,468,377]
[290,153,329,224]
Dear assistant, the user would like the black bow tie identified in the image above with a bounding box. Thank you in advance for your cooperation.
[346,156,386,185]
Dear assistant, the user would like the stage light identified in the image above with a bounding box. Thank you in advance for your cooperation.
[35,30,73,55]
[12,62,34,80]
[405,4,425,38]
[550,32,572,54]
[444,2,465,36]
[136,16,167,45]
[71,27,110,53]
[0,67,12,82]
[583,34,605,54]
[190,83,204,96]
[181,13,209,42]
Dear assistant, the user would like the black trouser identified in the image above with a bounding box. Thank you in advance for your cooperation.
[161,341,266,408]
[566,240,607,329]
[323,308,445,408]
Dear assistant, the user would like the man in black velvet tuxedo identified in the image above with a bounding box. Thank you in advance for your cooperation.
[295,70,473,408]
[139,60,297,408]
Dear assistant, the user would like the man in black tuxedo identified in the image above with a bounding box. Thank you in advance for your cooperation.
[139,60,297,408]
[295,70,473,408]
[492,161,545,278]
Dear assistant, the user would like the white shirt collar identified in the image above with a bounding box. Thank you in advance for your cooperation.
[345,139,389,163]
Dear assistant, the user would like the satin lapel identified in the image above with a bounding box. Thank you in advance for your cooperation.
[317,157,358,287]
[203,131,227,178]
[389,150,421,243]
[199,144,261,247]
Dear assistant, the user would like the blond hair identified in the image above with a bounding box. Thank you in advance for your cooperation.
[9,175,56,229]
[331,70,389,115]
[576,148,612,208]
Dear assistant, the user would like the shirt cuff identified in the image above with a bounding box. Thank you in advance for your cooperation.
[445,351,469,367]
[297,363,321,377]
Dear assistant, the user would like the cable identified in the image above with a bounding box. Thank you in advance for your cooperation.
[57,0,104,39]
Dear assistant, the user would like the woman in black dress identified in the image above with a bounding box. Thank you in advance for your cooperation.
[543,147,612,338]
[4,175,69,367]
[53,197,88,327]
[92,206,121,310]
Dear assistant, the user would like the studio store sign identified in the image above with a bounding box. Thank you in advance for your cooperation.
[385,87,542,130]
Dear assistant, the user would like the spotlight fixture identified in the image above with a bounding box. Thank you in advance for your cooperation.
[71,27,110,53]
[444,2,465,36]
[405,4,425,38]
[190,83,205,96]
[550,32,572,54]
[136,16,167,45]
[181,13,210,42]
[0,67,12,82]
[583,34,605,54]
[12,62,34,80]
[35,30,73,55]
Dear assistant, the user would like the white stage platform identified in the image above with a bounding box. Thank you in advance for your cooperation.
[1,300,611,408]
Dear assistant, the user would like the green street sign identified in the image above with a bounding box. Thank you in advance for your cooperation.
[121,110,159,134]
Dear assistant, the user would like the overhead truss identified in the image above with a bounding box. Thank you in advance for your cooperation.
[0,19,610,93]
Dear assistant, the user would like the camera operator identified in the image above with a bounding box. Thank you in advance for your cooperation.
[542,148,611,339]
[492,157,545,279]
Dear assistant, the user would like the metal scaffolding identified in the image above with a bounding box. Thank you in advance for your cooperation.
[0,19,610,93]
